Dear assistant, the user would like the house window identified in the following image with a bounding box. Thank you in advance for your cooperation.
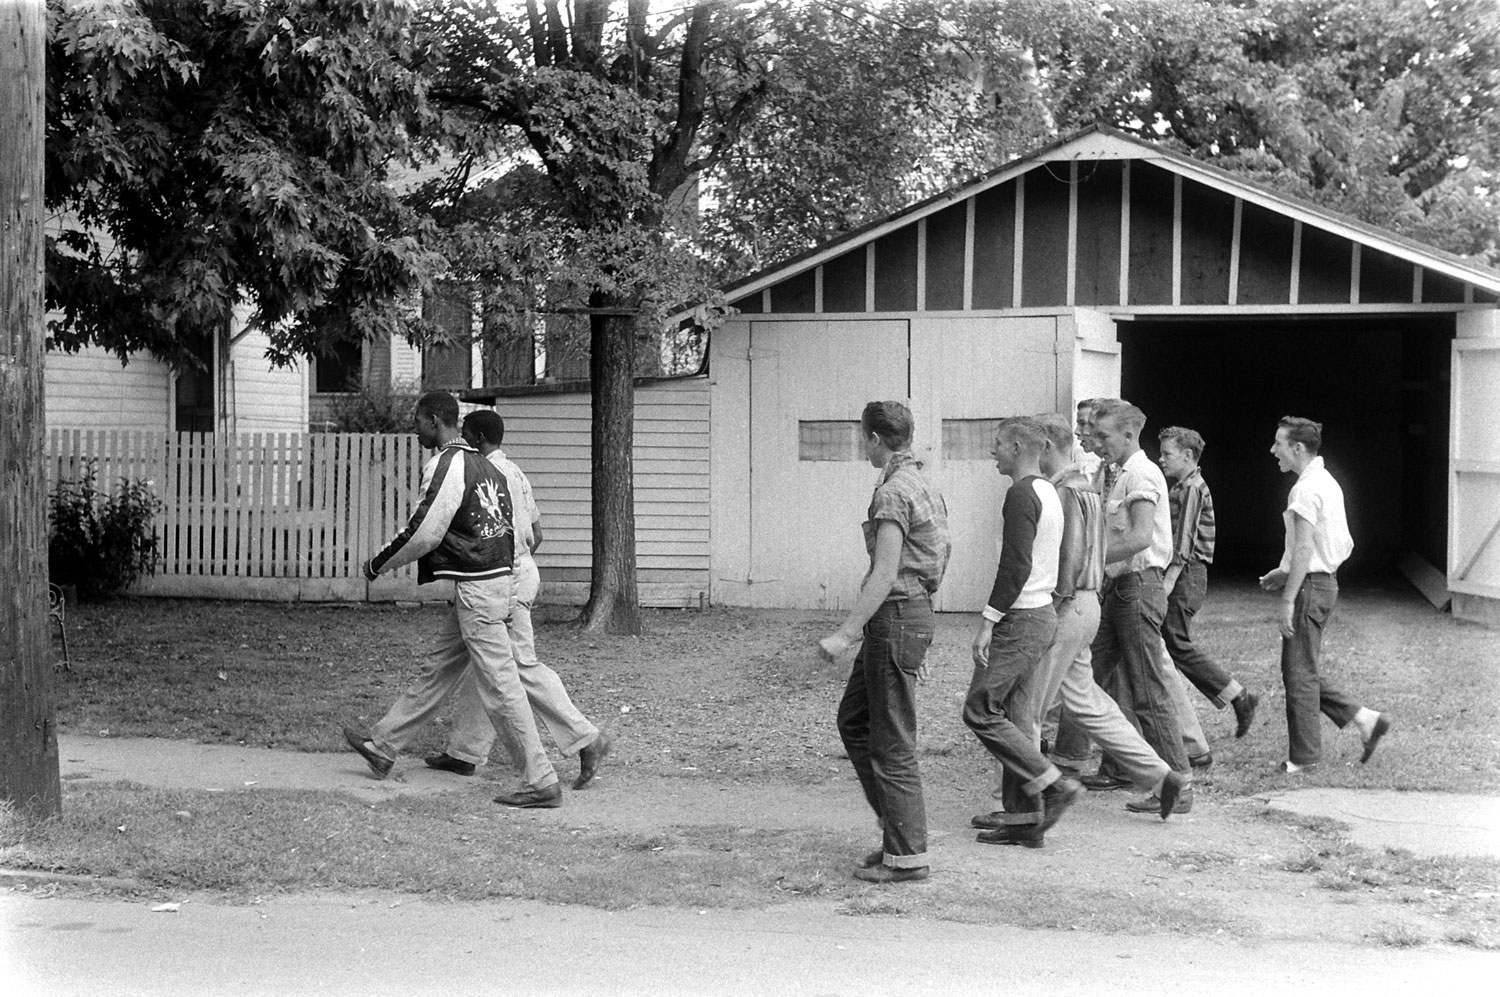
[423,284,473,391]
[315,340,363,393]
[174,333,216,432]
[941,418,1004,460]
[798,421,864,461]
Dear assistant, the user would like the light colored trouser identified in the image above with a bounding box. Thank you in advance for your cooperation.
[371,575,558,791]
[445,557,599,765]
[1000,593,1172,795]
[1165,638,1211,759]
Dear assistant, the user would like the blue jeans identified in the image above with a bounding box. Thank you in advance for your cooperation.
[837,597,934,870]
[962,605,1061,825]
[1090,569,1190,774]
[1282,573,1359,765]
[1163,560,1243,707]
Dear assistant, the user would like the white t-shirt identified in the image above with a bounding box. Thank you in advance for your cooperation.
[1104,448,1173,576]
[1279,456,1353,574]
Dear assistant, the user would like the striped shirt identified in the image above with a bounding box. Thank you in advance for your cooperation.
[1168,467,1216,566]
[865,452,951,600]
[1052,465,1105,596]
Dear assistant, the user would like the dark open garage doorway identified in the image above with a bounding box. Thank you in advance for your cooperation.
[1119,316,1454,578]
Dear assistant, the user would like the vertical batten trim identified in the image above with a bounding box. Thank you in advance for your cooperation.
[1171,174,1183,306]
[762,288,771,313]
[865,243,876,313]
[1013,171,1026,309]
[1119,161,1131,306]
[1350,244,1361,304]
[916,218,928,311]
[1066,162,1079,307]
[814,265,824,313]
[1465,282,1475,305]
[1289,220,1302,305]
[1413,265,1424,304]
[963,197,976,310]
[1228,197,1242,306]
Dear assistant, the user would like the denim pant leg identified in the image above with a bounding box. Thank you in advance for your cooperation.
[964,607,1060,825]
[1107,574,1191,773]
[1281,576,1359,765]
[457,577,558,790]
[836,599,933,869]
[1160,636,1211,758]
[1162,561,1241,707]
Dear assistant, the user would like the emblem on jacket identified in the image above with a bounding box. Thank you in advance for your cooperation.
[473,480,513,540]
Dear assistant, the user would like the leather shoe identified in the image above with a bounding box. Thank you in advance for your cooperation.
[1038,777,1082,834]
[1157,771,1186,820]
[1126,788,1193,815]
[976,826,1044,849]
[494,783,563,808]
[1232,691,1259,738]
[853,864,929,884]
[342,726,393,779]
[573,732,613,790]
[856,848,884,869]
[1080,772,1131,791]
[424,752,475,777]
[970,810,1009,830]
[1189,752,1213,770]
[1359,713,1392,764]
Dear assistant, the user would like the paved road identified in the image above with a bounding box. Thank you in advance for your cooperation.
[3,890,1496,997]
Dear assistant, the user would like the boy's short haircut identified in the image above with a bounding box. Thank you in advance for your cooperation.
[1092,398,1146,434]
[1033,412,1075,453]
[1158,426,1206,461]
[1278,415,1322,454]
[862,400,914,451]
[995,416,1047,455]
[462,409,506,446]
[416,390,460,427]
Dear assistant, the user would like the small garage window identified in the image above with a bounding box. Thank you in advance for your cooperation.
[942,419,1003,460]
[798,421,864,461]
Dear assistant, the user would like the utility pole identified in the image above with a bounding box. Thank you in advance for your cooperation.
[1,0,61,817]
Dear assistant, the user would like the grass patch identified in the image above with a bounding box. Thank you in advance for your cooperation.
[1370,921,1428,948]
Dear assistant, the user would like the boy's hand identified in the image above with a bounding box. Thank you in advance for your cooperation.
[971,618,995,669]
[1278,601,1297,640]
[817,631,855,664]
[361,558,379,582]
[1258,568,1287,591]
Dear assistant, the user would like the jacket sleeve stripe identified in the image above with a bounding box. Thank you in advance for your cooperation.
[371,449,466,575]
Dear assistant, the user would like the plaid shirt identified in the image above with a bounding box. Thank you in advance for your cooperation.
[1168,467,1216,566]
[865,452,951,600]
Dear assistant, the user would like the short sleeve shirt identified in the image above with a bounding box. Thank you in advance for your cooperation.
[1104,449,1173,577]
[489,449,540,559]
[865,452,951,600]
[1168,468,1216,566]
[1279,456,1353,574]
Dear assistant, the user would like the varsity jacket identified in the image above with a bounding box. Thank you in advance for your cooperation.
[369,439,514,584]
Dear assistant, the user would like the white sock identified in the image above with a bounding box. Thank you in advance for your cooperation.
[1353,707,1380,738]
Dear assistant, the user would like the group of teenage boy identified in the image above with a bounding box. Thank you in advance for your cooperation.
[819,398,1393,884]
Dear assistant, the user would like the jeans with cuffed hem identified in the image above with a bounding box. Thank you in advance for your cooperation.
[1282,573,1360,766]
[1090,570,1191,774]
[963,605,1061,826]
[837,596,934,870]
[1163,560,1244,708]
[445,557,600,764]
[371,576,558,791]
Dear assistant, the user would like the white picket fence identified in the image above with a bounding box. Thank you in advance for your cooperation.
[45,431,429,601]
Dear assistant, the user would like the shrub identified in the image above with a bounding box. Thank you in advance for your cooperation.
[323,379,421,433]
[48,459,163,601]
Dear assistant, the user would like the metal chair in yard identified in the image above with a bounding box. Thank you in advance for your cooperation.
[48,582,71,671]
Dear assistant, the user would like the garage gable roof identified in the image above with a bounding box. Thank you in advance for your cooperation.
[720,126,1500,310]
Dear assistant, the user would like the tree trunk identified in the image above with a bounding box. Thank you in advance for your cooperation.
[580,296,642,634]
[0,0,61,817]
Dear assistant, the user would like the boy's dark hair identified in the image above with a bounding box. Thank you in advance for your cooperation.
[416,390,460,427]
[1158,426,1206,461]
[1278,416,1322,454]
[862,401,914,451]
[462,409,506,446]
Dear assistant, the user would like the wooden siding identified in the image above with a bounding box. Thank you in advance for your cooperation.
[229,328,308,433]
[492,377,711,607]
[43,346,170,433]
[732,159,1500,319]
